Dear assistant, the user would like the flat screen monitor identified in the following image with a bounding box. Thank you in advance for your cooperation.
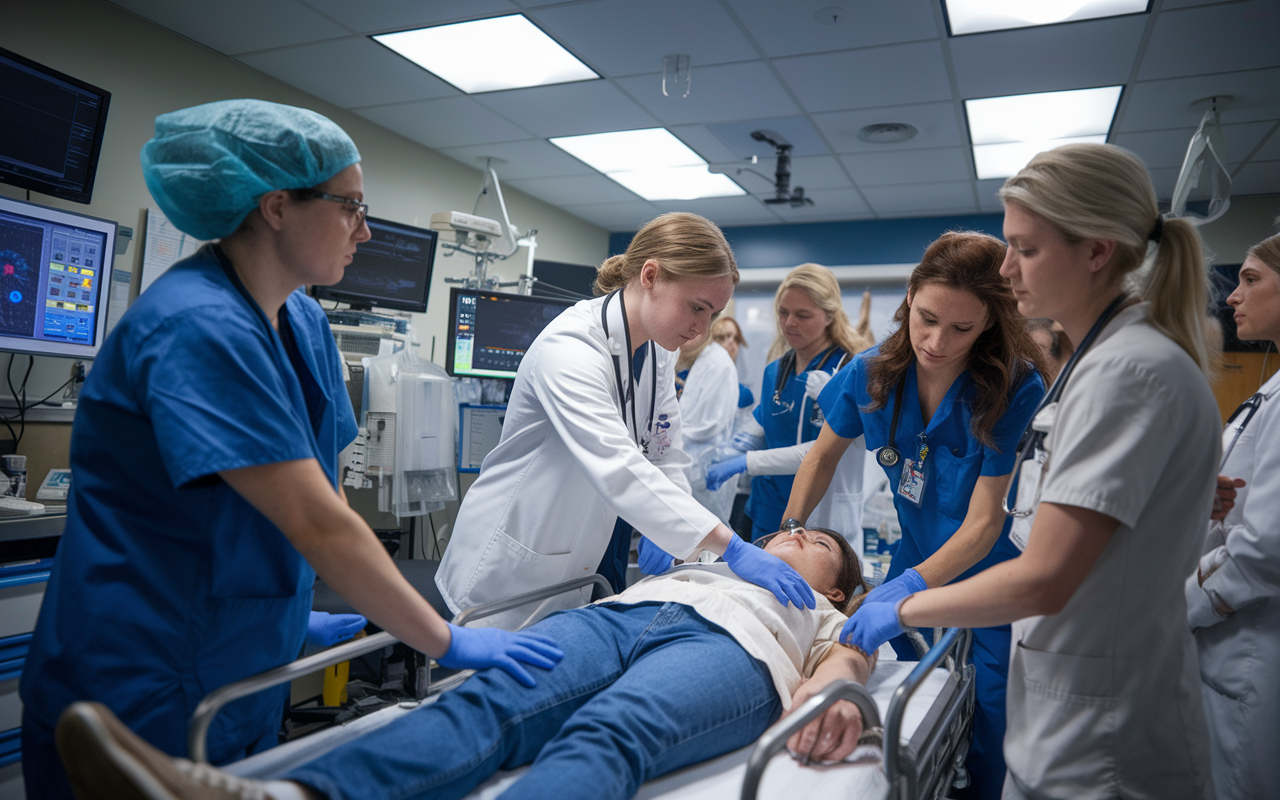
[0,195,116,359]
[446,288,575,379]
[312,216,437,313]
[0,47,111,205]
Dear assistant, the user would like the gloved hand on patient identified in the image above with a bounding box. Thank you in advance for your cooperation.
[706,454,748,490]
[637,536,675,575]
[306,611,367,648]
[840,599,907,654]
[437,623,564,688]
[723,534,816,609]
[860,568,927,607]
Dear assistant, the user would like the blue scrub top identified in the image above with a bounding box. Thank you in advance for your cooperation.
[745,347,846,533]
[20,245,358,764]
[820,347,1044,582]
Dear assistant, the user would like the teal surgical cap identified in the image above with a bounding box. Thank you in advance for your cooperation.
[140,99,361,241]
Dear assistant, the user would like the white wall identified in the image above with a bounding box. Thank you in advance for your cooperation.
[0,0,610,403]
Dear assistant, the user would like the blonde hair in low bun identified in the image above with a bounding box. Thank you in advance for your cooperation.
[593,212,739,296]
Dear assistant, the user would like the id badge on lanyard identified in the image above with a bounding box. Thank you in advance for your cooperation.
[1008,448,1048,552]
[896,435,929,506]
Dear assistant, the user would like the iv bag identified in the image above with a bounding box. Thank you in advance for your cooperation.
[1170,108,1232,226]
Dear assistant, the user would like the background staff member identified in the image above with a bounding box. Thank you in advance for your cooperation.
[1188,232,1280,800]
[850,143,1218,800]
[674,331,740,523]
[19,100,560,800]
[786,232,1046,800]
[437,213,817,627]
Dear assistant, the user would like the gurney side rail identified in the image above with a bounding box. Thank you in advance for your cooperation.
[188,573,613,763]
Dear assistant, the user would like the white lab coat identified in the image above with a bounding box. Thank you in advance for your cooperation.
[1187,368,1280,800]
[436,294,720,621]
[678,341,739,523]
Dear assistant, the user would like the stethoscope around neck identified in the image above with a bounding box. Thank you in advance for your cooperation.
[602,289,657,451]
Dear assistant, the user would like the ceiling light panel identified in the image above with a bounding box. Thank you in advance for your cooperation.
[965,86,1122,179]
[550,129,745,201]
[944,0,1149,36]
[373,15,598,94]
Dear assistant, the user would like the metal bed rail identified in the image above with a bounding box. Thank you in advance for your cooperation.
[187,573,612,762]
[738,627,975,800]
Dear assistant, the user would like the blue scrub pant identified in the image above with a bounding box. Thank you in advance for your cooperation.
[287,602,782,800]
[891,626,1009,800]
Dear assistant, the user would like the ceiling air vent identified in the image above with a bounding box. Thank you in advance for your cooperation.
[856,123,918,144]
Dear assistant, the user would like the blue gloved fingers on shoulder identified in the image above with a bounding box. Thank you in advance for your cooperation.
[722,534,816,610]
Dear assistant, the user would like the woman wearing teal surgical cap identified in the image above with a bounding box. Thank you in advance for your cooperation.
[19,99,562,800]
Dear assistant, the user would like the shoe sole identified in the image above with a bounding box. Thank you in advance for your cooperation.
[56,703,180,800]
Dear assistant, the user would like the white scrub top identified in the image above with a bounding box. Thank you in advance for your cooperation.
[436,294,720,618]
[678,341,739,523]
[1004,303,1217,800]
[1187,368,1280,800]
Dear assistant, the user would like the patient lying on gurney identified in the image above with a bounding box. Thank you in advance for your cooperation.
[56,527,876,800]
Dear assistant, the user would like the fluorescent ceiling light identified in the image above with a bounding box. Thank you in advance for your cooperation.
[965,86,1121,179]
[551,129,745,201]
[373,15,598,94]
[944,0,1148,35]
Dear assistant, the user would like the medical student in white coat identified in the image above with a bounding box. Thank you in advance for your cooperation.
[843,144,1219,800]
[674,332,740,523]
[1188,232,1280,800]
[437,212,816,625]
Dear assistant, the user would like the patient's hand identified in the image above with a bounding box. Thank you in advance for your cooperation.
[782,644,875,765]
[1212,474,1246,521]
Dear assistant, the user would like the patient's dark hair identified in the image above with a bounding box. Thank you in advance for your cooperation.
[756,527,871,615]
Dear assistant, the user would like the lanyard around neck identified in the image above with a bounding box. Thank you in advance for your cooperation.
[601,289,656,449]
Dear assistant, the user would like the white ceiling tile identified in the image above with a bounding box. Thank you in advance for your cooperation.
[1112,122,1278,170]
[1253,127,1280,162]
[774,41,953,113]
[668,125,744,163]
[353,96,533,148]
[1140,0,1280,81]
[1118,69,1280,132]
[862,181,977,215]
[705,117,831,159]
[764,188,874,222]
[474,81,658,138]
[1160,0,1238,8]
[1230,160,1280,196]
[558,200,664,232]
[433,139,598,180]
[505,174,642,206]
[529,0,758,76]
[298,0,517,34]
[725,0,938,58]
[812,102,964,153]
[841,148,971,186]
[650,196,783,226]
[950,15,1145,99]
[1148,166,1182,201]
[237,37,458,109]
[975,179,1005,211]
[615,62,801,126]
[109,0,349,55]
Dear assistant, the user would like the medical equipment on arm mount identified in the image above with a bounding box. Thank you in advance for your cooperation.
[1003,292,1129,517]
[343,335,458,519]
[434,160,540,296]
[1170,99,1232,226]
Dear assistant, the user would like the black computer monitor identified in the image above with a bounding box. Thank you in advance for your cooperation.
[0,47,111,205]
[0,195,116,358]
[312,216,437,313]
[446,288,576,379]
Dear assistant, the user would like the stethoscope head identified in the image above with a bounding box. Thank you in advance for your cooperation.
[877,446,900,467]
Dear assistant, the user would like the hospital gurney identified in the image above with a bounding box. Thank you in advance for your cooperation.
[205,576,975,800]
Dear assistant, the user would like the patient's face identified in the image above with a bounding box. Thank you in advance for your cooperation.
[763,529,845,604]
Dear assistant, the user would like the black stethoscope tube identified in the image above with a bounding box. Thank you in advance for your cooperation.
[602,289,656,450]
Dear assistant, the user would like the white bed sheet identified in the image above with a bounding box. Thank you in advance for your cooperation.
[229,650,948,800]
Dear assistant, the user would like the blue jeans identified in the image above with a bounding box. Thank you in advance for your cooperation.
[287,602,783,800]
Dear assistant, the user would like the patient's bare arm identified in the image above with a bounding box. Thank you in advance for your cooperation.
[781,643,877,764]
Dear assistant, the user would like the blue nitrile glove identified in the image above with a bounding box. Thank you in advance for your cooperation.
[722,534,816,609]
[861,568,927,607]
[706,454,748,491]
[436,623,564,688]
[306,611,367,648]
[637,536,676,575]
[840,598,906,654]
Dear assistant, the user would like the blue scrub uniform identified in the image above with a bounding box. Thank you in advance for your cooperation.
[745,347,846,539]
[20,245,357,797]
[819,347,1043,800]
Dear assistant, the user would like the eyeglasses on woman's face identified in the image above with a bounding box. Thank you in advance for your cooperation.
[294,188,369,226]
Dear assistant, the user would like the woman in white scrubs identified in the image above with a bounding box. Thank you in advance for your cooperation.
[674,332,740,523]
[844,143,1220,799]
[1188,232,1280,800]
[437,213,816,623]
